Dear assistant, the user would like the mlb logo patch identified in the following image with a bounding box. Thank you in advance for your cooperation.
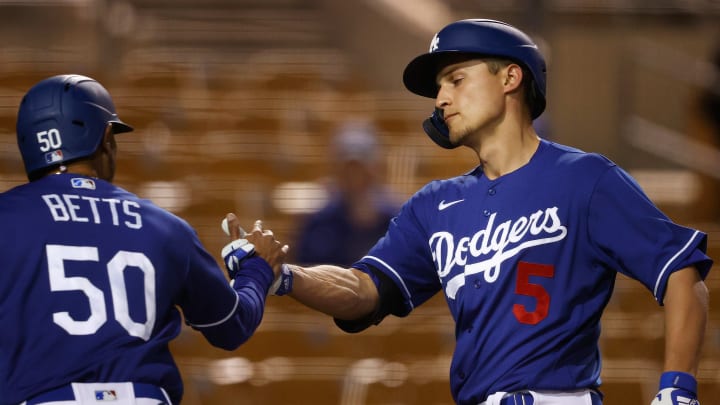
[44,149,63,164]
[71,177,96,190]
[94,390,117,401]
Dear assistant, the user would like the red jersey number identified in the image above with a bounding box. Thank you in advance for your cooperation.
[512,261,554,325]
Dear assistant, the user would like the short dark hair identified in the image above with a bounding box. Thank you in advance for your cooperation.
[484,58,541,119]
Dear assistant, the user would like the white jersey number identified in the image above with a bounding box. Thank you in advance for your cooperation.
[37,128,62,152]
[46,244,157,341]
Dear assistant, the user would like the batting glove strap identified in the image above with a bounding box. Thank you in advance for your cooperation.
[659,371,697,395]
[269,264,293,296]
[221,238,255,279]
[651,372,699,405]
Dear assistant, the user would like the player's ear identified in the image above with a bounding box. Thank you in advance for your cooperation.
[99,123,116,154]
[502,64,523,93]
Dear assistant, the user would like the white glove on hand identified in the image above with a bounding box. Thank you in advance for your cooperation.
[221,238,255,279]
[651,372,699,405]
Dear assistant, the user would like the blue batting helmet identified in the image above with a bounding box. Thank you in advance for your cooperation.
[403,19,547,120]
[16,74,133,178]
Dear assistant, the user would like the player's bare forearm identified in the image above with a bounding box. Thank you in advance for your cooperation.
[286,264,379,320]
[662,266,709,375]
[224,213,380,320]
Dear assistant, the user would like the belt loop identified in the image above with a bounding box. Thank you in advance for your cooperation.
[485,391,507,405]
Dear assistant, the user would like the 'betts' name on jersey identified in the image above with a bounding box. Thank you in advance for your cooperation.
[42,193,142,228]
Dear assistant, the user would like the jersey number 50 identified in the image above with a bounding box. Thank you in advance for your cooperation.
[46,244,156,341]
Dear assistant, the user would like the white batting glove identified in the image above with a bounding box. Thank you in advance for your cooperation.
[651,372,699,405]
[221,217,247,238]
[221,238,255,279]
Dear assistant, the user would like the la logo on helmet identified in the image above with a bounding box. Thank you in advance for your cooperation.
[429,34,440,52]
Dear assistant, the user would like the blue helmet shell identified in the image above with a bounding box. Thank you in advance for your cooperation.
[16,74,133,177]
[403,19,547,119]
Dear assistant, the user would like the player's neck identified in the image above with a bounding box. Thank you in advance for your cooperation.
[475,125,540,180]
[48,161,100,179]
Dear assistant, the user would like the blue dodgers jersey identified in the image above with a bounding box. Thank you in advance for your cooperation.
[356,139,712,404]
[0,174,247,405]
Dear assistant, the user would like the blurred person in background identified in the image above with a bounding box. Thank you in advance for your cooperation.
[225,18,713,405]
[688,43,720,221]
[699,46,720,143]
[0,74,282,405]
[294,120,399,267]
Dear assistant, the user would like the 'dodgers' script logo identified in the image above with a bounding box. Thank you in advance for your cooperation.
[429,206,567,299]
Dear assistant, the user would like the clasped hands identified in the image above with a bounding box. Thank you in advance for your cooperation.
[221,213,292,295]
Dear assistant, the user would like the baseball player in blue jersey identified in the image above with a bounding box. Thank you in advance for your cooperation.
[0,74,284,405]
[225,19,713,405]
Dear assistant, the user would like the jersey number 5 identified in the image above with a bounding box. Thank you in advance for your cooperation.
[46,244,156,341]
[512,261,554,325]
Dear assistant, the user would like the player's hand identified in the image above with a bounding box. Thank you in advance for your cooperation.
[651,372,700,405]
[220,237,255,279]
[223,214,289,283]
[221,213,248,240]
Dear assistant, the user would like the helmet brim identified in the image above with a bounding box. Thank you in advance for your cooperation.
[403,51,482,98]
[110,120,134,134]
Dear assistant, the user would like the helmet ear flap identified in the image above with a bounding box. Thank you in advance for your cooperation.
[422,108,458,149]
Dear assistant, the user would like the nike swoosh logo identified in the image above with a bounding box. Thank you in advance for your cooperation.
[438,199,465,211]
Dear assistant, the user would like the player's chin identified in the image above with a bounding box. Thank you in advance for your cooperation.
[449,128,471,147]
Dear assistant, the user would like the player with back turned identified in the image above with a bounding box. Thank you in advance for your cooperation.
[0,74,285,405]
[226,19,713,405]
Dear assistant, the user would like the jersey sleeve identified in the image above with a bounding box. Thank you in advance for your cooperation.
[352,184,444,318]
[587,165,713,304]
[176,224,272,350]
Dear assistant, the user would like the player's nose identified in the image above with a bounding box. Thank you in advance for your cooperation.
[435,86,451,109]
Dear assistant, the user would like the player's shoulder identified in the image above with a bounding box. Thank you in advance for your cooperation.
[0,177,52,209]
[122,189,196,232]
[420,166,481,193]
[543,140,617,172]
[405,167,482,211]
[85,178,198,236]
